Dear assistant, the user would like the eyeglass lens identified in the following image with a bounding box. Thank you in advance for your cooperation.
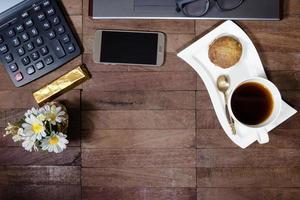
[215,0,244,10]
[183,0,209,17]
[182,0,244,17]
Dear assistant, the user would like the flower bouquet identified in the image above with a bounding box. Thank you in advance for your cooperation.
[4,102,69,153]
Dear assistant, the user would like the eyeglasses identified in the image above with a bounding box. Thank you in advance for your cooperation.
[176,0,245,17]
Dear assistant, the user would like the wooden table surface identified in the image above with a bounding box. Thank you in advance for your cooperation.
[0,0,299,199]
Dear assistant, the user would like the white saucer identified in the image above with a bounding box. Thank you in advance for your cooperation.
[177,20,297,148]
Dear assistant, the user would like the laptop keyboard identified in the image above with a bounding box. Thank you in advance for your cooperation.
[0,0,81,87]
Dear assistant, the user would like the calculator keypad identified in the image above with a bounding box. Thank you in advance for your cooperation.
[0,0,80,87]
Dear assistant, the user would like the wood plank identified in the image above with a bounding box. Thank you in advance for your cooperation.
[82,149,196,168]
[83,72,197,91]
[82,91,195,110]
[166,34,195,53]
[196,110,221,129]
[197,129,300,149]
[61,0,83,15]
[83,17,150,34]
[69,15,83,36]
[0,185,81,200]
[277,112,300,129]
[0,166,80,185]
[82,110,195,130]
[197,149,300,167]
[197,129,234,148]
[196,90,213,110]
[285,0,300,16]
[197,76,206,91]
[82,168,196,187]
[259,51,300,71]
[83,53,193,72]
[0,89,80,109]
[197,167,300,187]
[0,147,80,166]
[281,90,300,108]
[149,20,195,34]
[246,32,299,53]
[238,16,300,34]
[83,187,196,200]
[82,129,195,149]
[195,20,226,36]
[83,18,195,34]
[268,71,300,90]
[197,188,300,200]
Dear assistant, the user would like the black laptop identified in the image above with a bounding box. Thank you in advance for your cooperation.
[89,0,280,20]
[0,0,81,87]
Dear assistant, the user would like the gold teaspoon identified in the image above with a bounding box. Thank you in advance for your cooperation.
[217,75,236,135]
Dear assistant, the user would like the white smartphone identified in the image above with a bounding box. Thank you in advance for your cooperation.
[93,30,165,66]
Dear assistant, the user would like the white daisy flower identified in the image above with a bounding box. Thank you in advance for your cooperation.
[24,107,39,118]
[22,138,39,152]
[37,113,46,121]
[44,105,65,125]
[41,132,69,153]
[22,114,46,141]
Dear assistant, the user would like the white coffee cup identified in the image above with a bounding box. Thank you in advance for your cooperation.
[228,77,282,144]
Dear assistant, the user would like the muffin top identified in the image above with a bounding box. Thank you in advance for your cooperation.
[208,36,242,68]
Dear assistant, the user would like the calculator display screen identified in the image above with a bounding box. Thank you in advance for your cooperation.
[0,0,25,15]
[100,31,158,65]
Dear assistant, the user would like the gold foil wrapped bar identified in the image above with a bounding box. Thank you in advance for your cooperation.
[33,64,91,105]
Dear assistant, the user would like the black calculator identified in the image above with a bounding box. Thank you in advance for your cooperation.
[0,0,81,87]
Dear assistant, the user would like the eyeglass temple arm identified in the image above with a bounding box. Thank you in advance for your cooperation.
[214,0,244,11]
[175,0,200,12]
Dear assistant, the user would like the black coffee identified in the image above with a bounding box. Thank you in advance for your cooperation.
[231,82,274,125]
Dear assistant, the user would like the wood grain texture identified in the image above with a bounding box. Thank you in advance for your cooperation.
[82,168,196,187]
[82,149,196,168]
[197,167,300,187]
[196,110,221,129]
[0,89,80,109]
[0,147,80,166]
[0,166,80,185]
[197,149,300,167]
[82,129,195,149]
[82,91,195,110]
[0,185,81,200]
[196,90,213,110]
[1,0,300,199]
[197,188,300,200]
[286,0,300,15]
[61,0,83,15]
[83,18,195,34]
[83,187,196,200]
[83,72,197,91]
[82,110,195,130]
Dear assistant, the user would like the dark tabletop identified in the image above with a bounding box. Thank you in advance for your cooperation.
[0,0,299,199]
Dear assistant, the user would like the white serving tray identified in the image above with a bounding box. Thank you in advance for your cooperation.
[178,20,297,148]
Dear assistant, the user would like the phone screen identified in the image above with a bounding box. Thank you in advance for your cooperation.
[100,31,158,65]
